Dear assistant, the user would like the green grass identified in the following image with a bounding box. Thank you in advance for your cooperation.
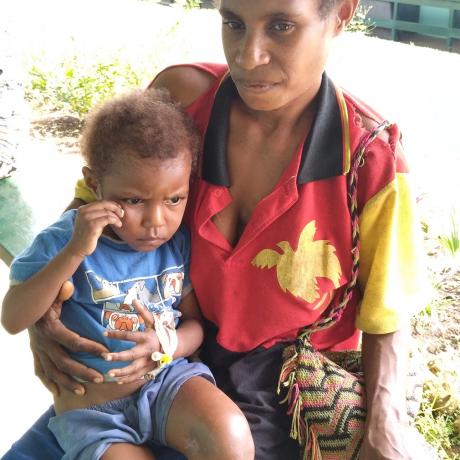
[26,58,147,117]
[438,212,460,258]
[416,396,460,458]
[413,342,460,458]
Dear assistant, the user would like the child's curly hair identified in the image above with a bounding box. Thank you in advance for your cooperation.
[80,88,200,178]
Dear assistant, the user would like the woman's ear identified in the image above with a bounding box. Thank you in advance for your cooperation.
[334,0,359,34]
[82,166,101,198]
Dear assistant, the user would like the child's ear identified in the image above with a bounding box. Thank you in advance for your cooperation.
[82,166,100,198]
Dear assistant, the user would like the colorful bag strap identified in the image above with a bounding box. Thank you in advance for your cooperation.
[299,119,391,339]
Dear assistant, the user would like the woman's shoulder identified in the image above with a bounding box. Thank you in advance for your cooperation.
[148,63,228,107]
[342,89,401,153]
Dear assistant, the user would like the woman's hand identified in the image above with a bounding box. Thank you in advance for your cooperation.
[67,201,123,258]
[29,281,108,396]
[102,300,161,384]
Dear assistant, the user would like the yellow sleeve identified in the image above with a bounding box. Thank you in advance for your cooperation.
[356,172,428,334]
[74,179,96,203]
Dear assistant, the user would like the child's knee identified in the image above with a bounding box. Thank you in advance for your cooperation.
[197,409,254,460]
[218,410,254,459]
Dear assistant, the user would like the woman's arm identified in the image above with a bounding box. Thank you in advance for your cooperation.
[360,328,411,459]
[354,124,424,457]
[29,281,109,396]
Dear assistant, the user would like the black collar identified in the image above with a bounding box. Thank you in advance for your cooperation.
[201,73,344,186]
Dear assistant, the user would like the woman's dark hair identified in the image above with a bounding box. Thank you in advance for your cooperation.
[213,0,340,20]
[80,88,200,178]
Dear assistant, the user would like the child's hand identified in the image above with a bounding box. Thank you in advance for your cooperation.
[68,201,124,257]
[102,300,162,383]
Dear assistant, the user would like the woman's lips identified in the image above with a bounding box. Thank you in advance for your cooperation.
[236,79,278,93]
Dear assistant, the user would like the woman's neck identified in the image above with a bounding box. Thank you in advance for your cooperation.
[236,89,319,136]
[235,94,318,143]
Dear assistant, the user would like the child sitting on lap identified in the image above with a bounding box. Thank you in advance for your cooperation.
[1,89,253,460]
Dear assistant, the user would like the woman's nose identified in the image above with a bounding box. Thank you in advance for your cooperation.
[235,31,269,70]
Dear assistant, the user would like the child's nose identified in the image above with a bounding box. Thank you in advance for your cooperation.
[142,204,165,229]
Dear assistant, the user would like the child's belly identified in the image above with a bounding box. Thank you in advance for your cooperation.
[53,380,145,415]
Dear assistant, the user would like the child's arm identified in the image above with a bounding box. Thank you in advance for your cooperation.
[2,249,85,334]
[1,201,123,334]
[173,290,204,358]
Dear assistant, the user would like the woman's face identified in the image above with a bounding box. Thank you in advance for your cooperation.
[220,0,343,112]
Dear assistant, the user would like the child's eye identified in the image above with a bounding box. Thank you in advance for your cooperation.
[166,196,182,206]
[125,198,143,205]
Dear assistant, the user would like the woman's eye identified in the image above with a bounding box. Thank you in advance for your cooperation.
[223,20,244,31]
[271,22,294,32]
[125,198,143,205]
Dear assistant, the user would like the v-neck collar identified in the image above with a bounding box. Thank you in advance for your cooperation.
[201,72,350,186]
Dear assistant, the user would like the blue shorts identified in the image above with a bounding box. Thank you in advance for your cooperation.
[48,359,213,460]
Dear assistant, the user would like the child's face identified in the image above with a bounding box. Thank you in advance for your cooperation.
[98,149,192,252]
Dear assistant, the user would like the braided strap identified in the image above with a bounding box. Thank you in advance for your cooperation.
[278,120,392,459]
[298,120,391,337]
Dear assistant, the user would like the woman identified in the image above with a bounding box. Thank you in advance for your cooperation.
[4,0,424,458]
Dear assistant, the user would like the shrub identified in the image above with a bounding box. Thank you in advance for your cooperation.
[347,5,375,34]
[26,58,147,118]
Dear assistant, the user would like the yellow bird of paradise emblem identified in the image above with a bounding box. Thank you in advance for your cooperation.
[251,221,342,303]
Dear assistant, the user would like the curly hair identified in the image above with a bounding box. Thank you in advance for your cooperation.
[80,88,200,178]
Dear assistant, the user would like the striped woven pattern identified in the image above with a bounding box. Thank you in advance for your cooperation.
[280,341,366,459]
[278,121,391,460]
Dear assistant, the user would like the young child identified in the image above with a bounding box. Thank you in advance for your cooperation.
[1,89,253,460]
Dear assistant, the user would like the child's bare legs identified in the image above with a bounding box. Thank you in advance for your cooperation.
[165,376,255,460]
[102,443,155,460]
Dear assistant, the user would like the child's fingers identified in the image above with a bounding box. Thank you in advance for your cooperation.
[89,214,122,229]
[103,347,140,363]
[102,330,159,363]
[75,212,123,233]
[77,202,124,227]
[106,358,155,383]
[80,200,124,217]
[78,208,123,227]
[104,329,141,344]
[132,300,154,330]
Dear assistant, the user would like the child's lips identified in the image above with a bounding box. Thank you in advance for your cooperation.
[139,237,163,243]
